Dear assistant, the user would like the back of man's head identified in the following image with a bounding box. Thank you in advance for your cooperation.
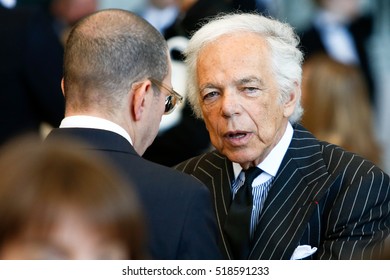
[63,9,169,115]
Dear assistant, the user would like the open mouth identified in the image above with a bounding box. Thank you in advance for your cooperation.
[225,130,250,140]
[227,132,247,139]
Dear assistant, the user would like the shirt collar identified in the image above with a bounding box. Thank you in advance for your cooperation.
[59,116,133,145]
[232,122,293,184]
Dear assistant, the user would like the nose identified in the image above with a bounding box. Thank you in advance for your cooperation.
[220,90,240,118]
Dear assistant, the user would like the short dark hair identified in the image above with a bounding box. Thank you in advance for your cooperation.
[63,9,169,112]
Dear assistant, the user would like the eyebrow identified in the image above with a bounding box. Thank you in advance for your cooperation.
[235,76,265,86]
[199,77,265,92]
[199,83,218,93]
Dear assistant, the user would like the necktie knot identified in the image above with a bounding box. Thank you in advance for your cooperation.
[244,167,262,186]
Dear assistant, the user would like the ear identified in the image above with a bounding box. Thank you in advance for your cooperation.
[61,78,65,97]
[131,80,152,121]
[283,81,300,118]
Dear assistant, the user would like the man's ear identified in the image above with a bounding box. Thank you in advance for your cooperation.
[283,81,300,118]
[61,78,65,97]
[131,80,152,121]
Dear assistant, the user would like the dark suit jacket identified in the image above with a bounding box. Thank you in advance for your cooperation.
[0,6,64,146]
[46,128,221,260]
[175,124,390,259]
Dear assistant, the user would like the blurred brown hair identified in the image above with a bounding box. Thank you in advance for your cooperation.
[0,135,147,259]
[301,53,381,165]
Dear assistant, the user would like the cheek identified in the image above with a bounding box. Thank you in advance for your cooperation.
[150,116,161,140]
[202,115,222,143]
[250,103,283,135]
[157,96,166,115]
[203,117,216,136]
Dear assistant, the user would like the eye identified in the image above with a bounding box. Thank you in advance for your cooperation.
[202,90,220,103]
[246,87,258,91]
[240,86,262,96]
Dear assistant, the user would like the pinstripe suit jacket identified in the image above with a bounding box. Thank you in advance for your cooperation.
[175,124,390,259]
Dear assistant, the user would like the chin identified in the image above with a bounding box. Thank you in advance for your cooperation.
[224,149,257,165]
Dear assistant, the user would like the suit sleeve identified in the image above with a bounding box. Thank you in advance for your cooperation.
[177,180,222,259]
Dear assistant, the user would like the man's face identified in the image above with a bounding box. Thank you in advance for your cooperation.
[137,65,174,155]
[55,0,97,26]
[196,33,295,169]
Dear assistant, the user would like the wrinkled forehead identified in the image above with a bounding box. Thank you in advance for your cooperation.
[197,33,272,78]
[197,32,271,72]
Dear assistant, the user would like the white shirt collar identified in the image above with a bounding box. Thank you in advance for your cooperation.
[232,122,293,185]
[59,116,133,145]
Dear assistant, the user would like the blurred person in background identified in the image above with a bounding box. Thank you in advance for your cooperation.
[0,0,97,146]
[49,0,98,44]
[0,3,64,146]
[299,0,375,103]
[137,0,179,35]
[301,53,382,166]
[0,135,146,259]
[164,0,234,39]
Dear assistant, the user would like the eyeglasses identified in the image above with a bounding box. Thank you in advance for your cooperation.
[150,78,184,115]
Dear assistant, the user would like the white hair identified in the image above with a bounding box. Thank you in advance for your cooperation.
[185,13,304,123]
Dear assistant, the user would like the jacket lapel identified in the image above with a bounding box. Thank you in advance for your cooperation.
[249,125,338,259]
[189,151,235,259]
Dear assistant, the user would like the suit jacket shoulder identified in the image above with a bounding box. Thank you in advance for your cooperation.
[47,128,221,260]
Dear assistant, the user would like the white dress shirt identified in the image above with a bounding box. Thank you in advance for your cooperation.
[60,115,133,146]
[314,10,360,65]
